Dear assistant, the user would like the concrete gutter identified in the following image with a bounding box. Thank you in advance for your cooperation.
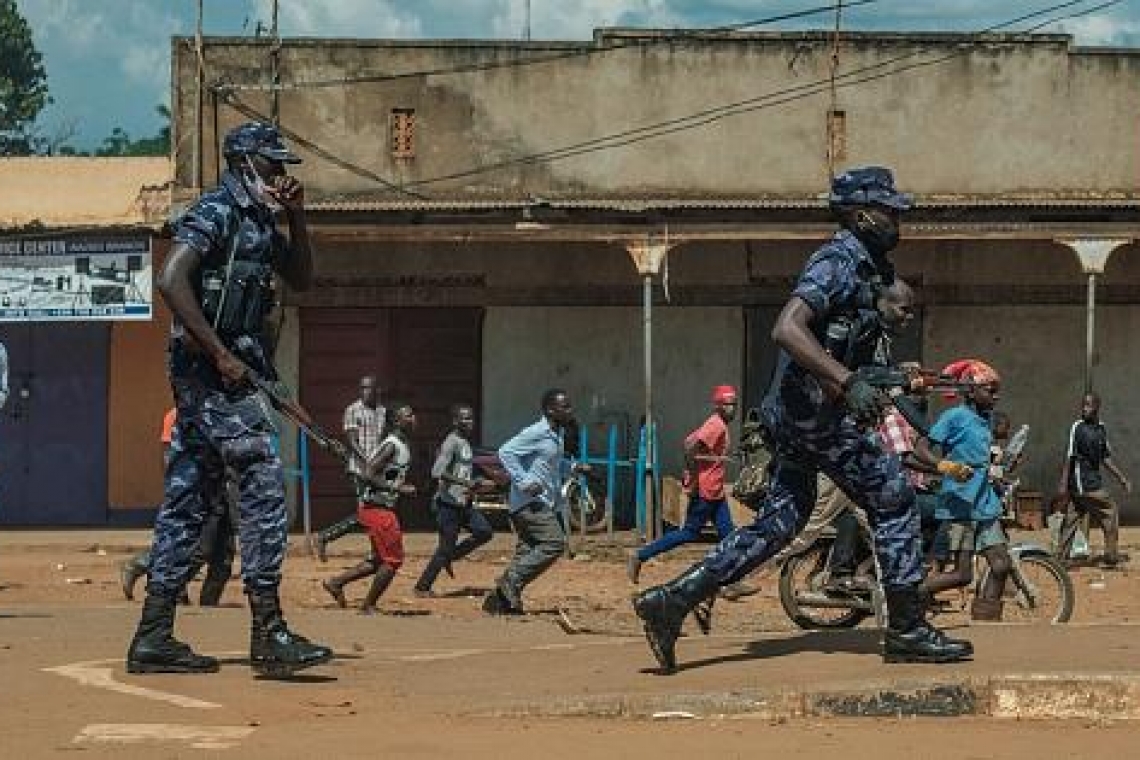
[485,673,1140,721]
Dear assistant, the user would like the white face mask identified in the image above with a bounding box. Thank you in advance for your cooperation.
[244,156,284,213]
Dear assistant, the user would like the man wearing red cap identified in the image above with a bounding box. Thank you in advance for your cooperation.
[627,386,740,584]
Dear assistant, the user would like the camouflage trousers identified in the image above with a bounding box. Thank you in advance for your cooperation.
[703,414,922,588]
[146,377,287,598]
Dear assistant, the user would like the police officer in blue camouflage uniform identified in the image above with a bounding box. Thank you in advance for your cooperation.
[633,166,973,672]
[127,122,333,676]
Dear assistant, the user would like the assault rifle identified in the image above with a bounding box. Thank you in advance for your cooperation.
[251,377,351,464]
[850,365,984,437]
[252,377,406,497]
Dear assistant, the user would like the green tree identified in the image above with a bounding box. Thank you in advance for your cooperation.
[0,0,50,155]
[93,105,170,157]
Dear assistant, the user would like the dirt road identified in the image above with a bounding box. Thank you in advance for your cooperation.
[3,529,1140,757]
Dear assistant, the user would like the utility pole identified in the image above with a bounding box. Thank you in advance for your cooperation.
[193,0,204,194]
[524,0,532,41]
[270,0,281,125]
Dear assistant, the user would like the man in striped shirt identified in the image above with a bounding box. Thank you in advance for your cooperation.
[313,376,386,562]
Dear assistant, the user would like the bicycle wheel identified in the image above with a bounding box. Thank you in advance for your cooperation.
[778,540,871,630]
[990,552,1074,624]
[565,479,607,533]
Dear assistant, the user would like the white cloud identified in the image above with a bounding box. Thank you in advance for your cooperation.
[1054,14,1140,46]
[254,0,425,38]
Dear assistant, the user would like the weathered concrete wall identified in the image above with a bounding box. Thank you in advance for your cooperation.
[482,306,744,478]
[174,33,1140,199]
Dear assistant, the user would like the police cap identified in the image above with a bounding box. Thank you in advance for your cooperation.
[222,122,301,164]
[829,165,913,211]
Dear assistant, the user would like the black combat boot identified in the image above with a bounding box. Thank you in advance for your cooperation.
[126,594,220,674]
[248,590,334,677]
[883,584,973,663]
[119,552,150,601]
[632,564,720,673]
[359,565,397,616]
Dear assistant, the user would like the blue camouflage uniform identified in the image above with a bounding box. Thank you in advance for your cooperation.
[699,231,923,590]
[146,169,291,599]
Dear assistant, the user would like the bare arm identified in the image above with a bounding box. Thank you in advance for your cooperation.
[1105,458,1132,493]
[771,297,853,394]
[158,243,249,384]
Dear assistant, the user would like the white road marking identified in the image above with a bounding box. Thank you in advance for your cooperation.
[74,723,253,750]
[44,661,222,710]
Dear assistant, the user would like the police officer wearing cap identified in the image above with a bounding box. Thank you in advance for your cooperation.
[126,122,332,677]
[633,166,973,672]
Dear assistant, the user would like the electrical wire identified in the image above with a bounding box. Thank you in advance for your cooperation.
[214,0,881,93]
[398,0,1119,190]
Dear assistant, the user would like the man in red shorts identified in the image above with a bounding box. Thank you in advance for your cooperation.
[322,403,417,614]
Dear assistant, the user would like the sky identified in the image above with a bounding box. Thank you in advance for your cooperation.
[16,0,1140,150]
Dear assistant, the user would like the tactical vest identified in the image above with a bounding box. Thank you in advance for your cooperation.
[197,207,278,341]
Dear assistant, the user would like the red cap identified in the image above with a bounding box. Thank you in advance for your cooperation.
[940,359,1000,400]
[712,385,738,404]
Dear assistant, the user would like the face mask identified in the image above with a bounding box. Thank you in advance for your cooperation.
[243,156,283,213]
[853,209,900,254]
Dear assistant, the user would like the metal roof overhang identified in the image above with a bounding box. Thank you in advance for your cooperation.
[305,197,1139,244]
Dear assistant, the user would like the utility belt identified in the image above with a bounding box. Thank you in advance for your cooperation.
[201,260,276,336]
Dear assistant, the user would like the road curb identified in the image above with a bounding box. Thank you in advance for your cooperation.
[486,673,1140,721]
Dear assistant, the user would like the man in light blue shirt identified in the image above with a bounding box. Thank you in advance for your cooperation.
[484,388,576,614]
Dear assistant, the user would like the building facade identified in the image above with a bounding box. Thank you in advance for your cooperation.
[94,30,1140,526]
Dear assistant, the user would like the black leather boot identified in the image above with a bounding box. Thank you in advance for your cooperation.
[248,590,333,677]
[883,584,973,663]
[631,564,719,673]
[119,552,150,601]
[126,594,219,674]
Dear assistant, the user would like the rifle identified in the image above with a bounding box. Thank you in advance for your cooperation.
[251,377,351,464]
[850,365,983,437]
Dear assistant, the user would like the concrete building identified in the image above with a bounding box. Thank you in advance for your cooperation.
[99,30,1140,526]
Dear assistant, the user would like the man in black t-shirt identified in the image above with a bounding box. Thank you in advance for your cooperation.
[1057,393,1132,567]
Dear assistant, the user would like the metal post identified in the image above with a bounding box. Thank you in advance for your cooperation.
[605,423,617,541]
[1086,271,1096,394]
[300,429,312,552]
[193,0,204,193]
[270,0,281,125]
[643,272,657,541]
[1057,238,1131,394]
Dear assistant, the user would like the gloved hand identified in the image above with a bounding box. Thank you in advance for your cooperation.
[842,375,887,424]
[937,459,974,483]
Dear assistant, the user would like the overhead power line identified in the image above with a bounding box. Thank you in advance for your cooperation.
[213,0,880,93]
[397,0,1120,190]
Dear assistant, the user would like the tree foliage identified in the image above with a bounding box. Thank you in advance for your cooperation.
[0,0,50,155]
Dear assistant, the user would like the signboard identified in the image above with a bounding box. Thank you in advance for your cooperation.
[0,235,152,321]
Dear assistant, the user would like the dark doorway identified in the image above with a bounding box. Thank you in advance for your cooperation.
[299,308,483,529]
[0,323,110,525]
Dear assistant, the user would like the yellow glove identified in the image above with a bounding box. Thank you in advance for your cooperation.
[937,459,974,483]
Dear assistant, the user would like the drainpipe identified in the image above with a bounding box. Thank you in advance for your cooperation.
[1056,238,1131,393]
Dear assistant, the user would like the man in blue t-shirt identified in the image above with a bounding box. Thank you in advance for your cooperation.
[916,359,1012,621]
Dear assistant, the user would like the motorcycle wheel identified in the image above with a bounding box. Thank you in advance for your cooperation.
[778,539,872,630]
